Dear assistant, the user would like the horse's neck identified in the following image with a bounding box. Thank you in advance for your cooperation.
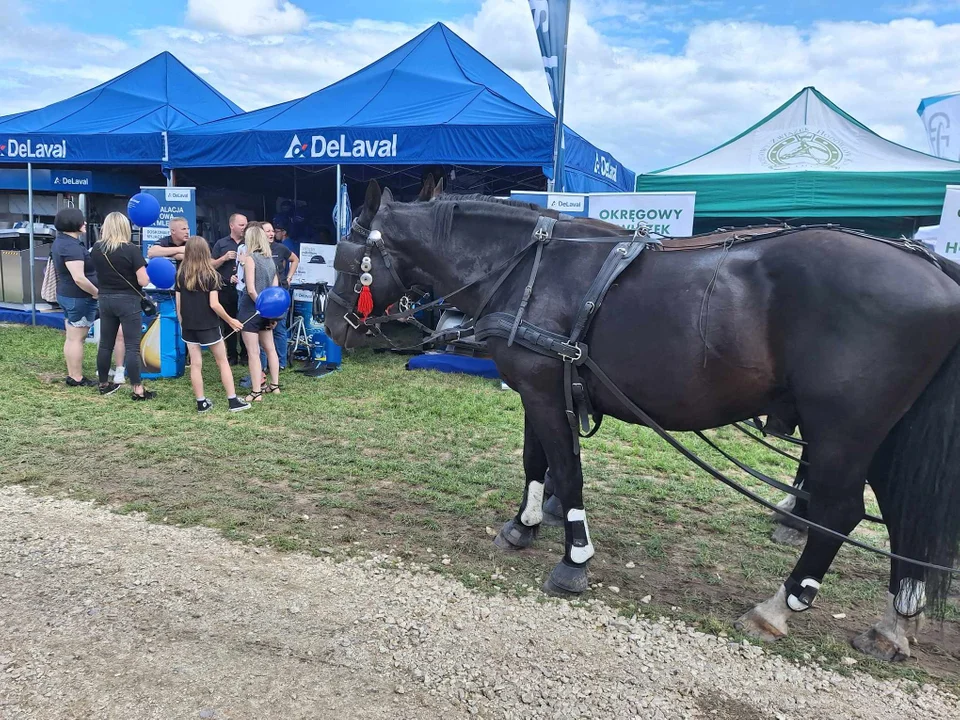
[396,206,538,315]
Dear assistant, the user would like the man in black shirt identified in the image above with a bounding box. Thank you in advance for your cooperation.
[147,217,190,263]
[212,213,247,364]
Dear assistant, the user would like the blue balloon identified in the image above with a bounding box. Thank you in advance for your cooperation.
[257,287,291,319]
[127,192,161,228]
[146,257,176,289]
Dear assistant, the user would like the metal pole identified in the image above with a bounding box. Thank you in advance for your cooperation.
[335,164,342,238]
[28,162,35,325]
[550,0,572,193]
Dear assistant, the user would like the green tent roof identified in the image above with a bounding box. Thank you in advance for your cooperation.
[636,87,960,220]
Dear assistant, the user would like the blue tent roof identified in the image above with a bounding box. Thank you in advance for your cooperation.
[168,23,633,192]
[0,52,242,165]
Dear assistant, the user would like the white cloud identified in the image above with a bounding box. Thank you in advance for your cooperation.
[185,0,308,37]
[3,0,960,174]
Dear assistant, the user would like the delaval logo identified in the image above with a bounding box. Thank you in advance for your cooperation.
[53,174,90,188]
[284,133,398,160]
[165,188,191,202]
[5,138,67,159]
[593,152,618,183]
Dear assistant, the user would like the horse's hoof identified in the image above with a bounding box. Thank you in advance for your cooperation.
[852,627,910,662]
[541,494,564,527]
[771,524,808,547]
[493,519,539,552]
[542,560,589,597]
[735,608,788,643]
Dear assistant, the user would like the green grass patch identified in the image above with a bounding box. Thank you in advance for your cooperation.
[1,323,957,687]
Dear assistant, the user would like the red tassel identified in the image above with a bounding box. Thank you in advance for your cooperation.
[357,285,374,319]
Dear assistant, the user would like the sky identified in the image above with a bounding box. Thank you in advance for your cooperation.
[3,0,960,173]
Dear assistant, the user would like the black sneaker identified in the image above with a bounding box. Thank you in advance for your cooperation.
[197,399,213,413]
[98,382,121,396]
[65,376,97,387]
[131,389,157,401]
[228,397,251,412]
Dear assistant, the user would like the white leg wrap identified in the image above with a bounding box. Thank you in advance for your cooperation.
[894,578,926,618]
[786,578,821,612]
[520,480,545,527]
[566,507,595,564]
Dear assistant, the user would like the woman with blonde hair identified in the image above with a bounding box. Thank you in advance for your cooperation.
[90,211,153,400]
[239,223,281,403]
[175,236,250,413]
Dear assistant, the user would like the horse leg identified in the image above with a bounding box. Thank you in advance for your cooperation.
[541,469,565,527]
[850,467,924,661]
[738,443,867,642]
[494,415,549,551]
[771,449,810,547]
[512,399,593,596]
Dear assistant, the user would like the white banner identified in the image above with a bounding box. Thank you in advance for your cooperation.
[935,185,960,260]
[919,95,960,161]
[587,192,696,238]
[290,243,336,286]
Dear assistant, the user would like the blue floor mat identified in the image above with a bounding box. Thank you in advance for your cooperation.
[0,308,64,330]
[406,352,500,379]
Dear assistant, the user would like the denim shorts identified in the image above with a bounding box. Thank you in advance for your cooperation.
[58,295,97,328]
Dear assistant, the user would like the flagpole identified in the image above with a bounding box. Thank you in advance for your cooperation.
[550,0,572,193]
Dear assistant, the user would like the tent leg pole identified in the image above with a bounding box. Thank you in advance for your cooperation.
[28,162,35,326]
[336,164,342,236]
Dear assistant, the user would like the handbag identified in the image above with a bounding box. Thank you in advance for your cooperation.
[40,257,58,303]
[99,244,158,317]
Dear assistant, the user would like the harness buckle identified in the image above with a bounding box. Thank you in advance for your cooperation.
[560,341,586,365]
[344,312,362,330]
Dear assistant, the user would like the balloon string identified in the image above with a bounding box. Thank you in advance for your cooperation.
[222,311,260,339]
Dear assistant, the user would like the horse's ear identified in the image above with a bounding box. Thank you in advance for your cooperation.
[418,175,436,202]
[382,186,394,204]
[432,177,444,199]
[364,180,382,216]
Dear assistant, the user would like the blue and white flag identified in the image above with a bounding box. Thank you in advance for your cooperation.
[528,0,570,115]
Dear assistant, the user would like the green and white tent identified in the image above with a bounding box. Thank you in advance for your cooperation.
[636,87,960,236]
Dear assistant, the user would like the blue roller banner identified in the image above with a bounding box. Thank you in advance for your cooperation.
[139,186,197,258]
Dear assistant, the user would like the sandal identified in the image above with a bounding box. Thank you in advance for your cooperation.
[244,391,264,403]
[265,383,281,395]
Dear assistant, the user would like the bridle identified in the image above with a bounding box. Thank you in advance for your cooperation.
[327,218,419,333]
[327,216,554,348]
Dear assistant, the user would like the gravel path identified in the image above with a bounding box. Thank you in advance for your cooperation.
[0,487,957,720]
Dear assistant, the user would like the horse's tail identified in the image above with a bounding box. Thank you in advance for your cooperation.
[881,257,960,615]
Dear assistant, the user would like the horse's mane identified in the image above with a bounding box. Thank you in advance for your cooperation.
[433,193,550,214]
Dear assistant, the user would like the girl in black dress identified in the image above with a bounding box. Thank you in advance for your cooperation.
[175,236,250,413]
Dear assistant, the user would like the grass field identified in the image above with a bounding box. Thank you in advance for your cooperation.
[1,323,957,685]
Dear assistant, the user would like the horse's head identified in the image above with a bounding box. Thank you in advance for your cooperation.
[326,177,442,348]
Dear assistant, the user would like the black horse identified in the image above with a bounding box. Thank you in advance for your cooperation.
[326,179,960,662]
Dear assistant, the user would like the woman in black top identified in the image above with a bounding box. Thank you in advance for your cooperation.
[90,212,153,400]
[175,236,249,413]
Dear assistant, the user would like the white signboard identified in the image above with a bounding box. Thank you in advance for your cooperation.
[935,185,960,260]
[290,243,336,286]
[546,193,585,212]
[588,192,696,238]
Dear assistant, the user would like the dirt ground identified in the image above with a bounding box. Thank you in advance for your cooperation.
[1,487,958,720]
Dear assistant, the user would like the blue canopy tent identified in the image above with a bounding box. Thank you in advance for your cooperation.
[0,51,242,323]
[168,23,633,195]
[0,51,242,166]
